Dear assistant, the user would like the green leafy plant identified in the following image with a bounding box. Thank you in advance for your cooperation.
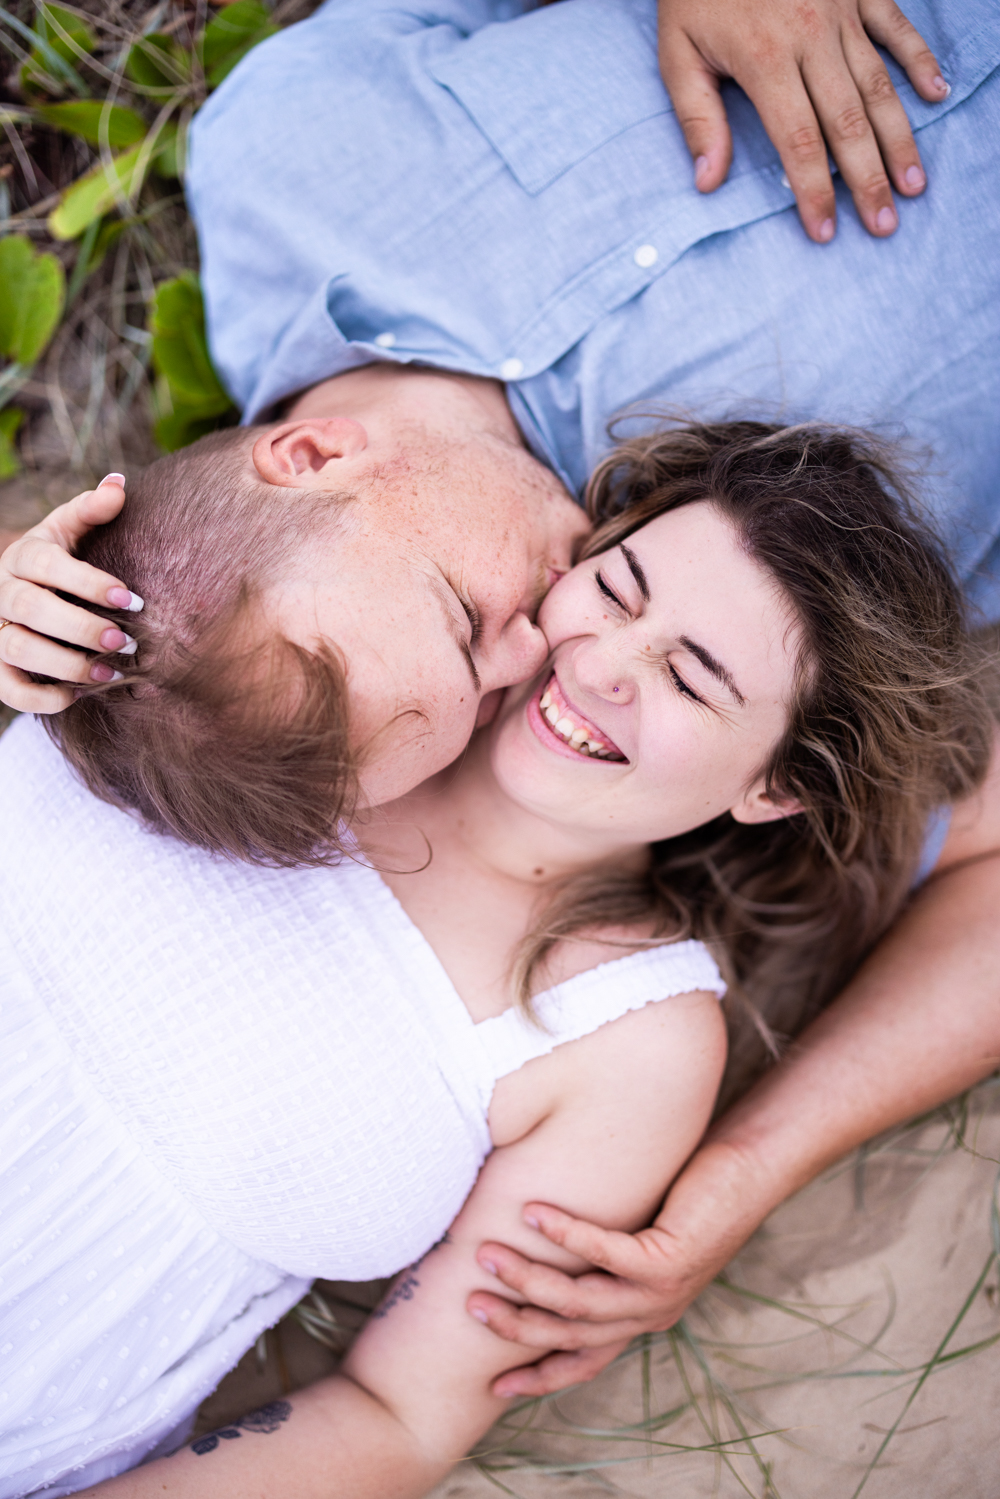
[47,124,179,240]
[0,0,292,481]
[149,273,235,451]
[0,235,67,474]
[124,32,191,93]
[199,0,278,87]
[34,100,148,148]
[17,3,94,96]
[0,408,24,480]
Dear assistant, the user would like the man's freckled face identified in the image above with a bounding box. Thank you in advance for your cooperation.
[271,438,589,808]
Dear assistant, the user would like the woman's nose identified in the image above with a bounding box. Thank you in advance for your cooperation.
[572,637,634,703]
[480,610,548,692]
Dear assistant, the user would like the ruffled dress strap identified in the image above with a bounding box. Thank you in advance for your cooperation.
[473,940,726,1087]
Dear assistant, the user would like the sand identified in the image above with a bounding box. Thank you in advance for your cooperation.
[199,1077,1000,1498]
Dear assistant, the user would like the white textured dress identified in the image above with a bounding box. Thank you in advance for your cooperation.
[0,717,724,1498]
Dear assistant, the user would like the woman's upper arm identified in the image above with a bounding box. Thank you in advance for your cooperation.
[935,728,1000,873]
[341,990,726,1462]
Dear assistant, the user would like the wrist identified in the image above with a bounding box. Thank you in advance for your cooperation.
[652,1134,791,1274]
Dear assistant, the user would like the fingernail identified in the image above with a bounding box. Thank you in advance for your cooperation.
[694,154,709,184]
[495,1387,517,1400]
[933,75,951,97]
[471,1308,489,1324]
[98,473,126,488]
[524,1214,540,1230]
[904,165,925,190]
[481,1260,498,1276]
[117,634,137,656]
[106,588,144,612]
[89,663,124,683]
[818,218,835,242]
[876,205,897,233]
[98,627,127,651]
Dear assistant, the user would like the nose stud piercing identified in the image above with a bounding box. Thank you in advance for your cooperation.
[613,686,619,693]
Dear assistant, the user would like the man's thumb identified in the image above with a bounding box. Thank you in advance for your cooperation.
[659,29,733,192]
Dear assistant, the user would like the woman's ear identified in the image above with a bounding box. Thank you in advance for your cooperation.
[252,418,369,487]
[729,778,804,825]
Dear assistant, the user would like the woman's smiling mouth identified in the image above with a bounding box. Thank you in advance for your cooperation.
[527,673,627,762]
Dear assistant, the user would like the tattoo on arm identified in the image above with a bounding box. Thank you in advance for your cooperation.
[191,1400,292,1455]
[371,1268,420,1319]
[371,1231,452,1321]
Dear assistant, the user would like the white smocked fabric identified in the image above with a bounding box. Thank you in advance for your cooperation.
[0,718,724,1498]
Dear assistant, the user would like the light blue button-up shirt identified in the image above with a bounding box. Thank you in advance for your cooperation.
[188,0,1000,619]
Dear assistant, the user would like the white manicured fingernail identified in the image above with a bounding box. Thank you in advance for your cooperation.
[89,663,125,683]
[117,635,138,655]
[98,473,126,487]
[106,588,144,612]
[933,75,950,97]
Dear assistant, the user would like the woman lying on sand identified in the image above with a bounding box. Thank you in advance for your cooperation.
[0,419,992,1499]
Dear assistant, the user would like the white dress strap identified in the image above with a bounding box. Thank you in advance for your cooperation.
[473,940,726,1086]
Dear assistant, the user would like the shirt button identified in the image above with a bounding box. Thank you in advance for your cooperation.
[633,244,658,268]
[374,332,396,348]
[500,357,524,380]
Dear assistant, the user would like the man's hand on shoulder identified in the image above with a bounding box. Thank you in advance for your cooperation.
[657,0,949,242]
[0,477,137,714]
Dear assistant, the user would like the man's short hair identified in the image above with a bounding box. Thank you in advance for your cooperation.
[48,427,357,865]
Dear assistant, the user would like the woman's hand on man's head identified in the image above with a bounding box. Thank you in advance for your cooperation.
[658,0,947,243]
[0,477,139,714]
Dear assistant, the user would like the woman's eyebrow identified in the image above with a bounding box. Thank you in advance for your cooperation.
[679,635,747,707]
[619,543,650,601]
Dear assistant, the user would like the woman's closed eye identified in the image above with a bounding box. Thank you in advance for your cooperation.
[667,662,704,704]
[595,569,627,612]
[595,569,705,705]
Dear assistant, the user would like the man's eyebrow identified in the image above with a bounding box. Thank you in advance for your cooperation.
[620,543,650,602]
[679,635,746,707]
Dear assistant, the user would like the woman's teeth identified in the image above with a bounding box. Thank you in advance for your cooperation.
[539,685,621,759]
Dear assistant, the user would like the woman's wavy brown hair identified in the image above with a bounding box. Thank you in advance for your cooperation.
[514,419,995,1102]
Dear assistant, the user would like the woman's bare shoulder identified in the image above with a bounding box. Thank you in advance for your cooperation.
[531,922,680,990]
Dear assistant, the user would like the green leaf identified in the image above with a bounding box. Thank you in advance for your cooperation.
[0,407,24,479]
[152,121,183,179]
[0,237,66,365]
[3,2,88,97]
[148,275,234,451]
[199,0,277,87]
[47,142,148,240]
[35,100,148,148]
[36,4,94,64]
[154,403,233,453]
[125,32,190,91]
[149,272,231,406]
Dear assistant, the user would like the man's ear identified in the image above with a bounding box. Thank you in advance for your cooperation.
[729,777,804,826]
[252,418,369,487]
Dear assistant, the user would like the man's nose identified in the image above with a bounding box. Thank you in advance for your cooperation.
[480,610,548,691]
